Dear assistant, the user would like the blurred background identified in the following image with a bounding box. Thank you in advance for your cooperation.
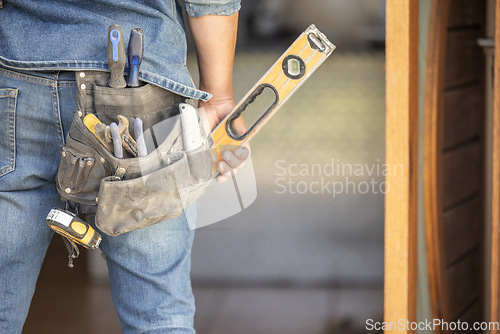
[191,1,386,333]
[24,0,387,333]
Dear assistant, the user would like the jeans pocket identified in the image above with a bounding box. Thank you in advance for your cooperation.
[0,88,18,177]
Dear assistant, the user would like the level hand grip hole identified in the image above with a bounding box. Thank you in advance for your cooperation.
[226,84,279,141]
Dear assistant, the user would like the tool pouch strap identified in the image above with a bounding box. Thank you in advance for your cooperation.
[56,71,213,236]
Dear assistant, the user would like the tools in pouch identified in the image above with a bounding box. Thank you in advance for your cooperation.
[47,24,146,264]
[83,103,203,159]
[84,114,146,159]
[107,25,126,88]
[127,28,144,87]
[107,25,144,88]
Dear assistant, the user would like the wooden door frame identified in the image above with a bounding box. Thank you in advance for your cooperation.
[384,0,419,332]
[490,0,500,330]
[423,0,451,325]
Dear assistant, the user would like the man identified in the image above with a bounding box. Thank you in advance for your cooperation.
[0,0,248,332]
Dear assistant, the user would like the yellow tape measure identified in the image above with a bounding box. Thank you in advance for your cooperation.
[210,24,336,162]
[46,208,102,250]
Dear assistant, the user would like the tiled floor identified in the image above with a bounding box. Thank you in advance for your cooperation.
[194,286,383,334]
[23,238,383,334]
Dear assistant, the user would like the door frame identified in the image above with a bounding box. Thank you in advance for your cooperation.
[384,0,419,332]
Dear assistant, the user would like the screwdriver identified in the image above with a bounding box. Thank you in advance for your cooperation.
[107,24,127,88]
[127,28,144,87]
[134,118,148,157]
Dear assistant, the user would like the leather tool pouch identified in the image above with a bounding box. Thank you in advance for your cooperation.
[56,72,213,236]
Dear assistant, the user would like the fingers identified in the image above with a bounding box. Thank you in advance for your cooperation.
[216,166,230,183]
[234,146,250,160]
[216,161,233,183]
[216,175,228,183]
[216,146,250,183]
[221,147,249,169]
[218,161,232,175]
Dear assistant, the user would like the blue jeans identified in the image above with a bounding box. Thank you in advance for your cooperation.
[0,67,196,334]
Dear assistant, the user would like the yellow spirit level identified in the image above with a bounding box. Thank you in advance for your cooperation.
[210,24,335,162]
[46,208,102,250]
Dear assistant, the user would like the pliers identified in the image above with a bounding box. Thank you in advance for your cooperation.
[105,115,138,158]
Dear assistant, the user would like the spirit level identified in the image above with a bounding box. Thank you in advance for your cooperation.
[210,24,335,162]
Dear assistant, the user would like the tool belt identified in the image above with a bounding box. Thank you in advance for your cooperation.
[56,71,213,236]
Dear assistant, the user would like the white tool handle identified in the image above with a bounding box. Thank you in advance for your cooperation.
[179,103,203,152]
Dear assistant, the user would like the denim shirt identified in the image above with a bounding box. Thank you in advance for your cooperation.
[0,0,241,101]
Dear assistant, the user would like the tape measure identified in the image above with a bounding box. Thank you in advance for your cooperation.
[210,24,336,162]
[46,208,102,250]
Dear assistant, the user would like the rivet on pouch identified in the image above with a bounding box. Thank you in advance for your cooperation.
[79,72,85,78]
[100,157,105,163]
[65,188,71,194]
